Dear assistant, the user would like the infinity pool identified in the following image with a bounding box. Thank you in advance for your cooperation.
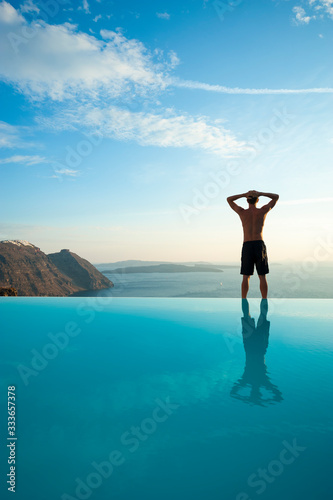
[1,298,332,500]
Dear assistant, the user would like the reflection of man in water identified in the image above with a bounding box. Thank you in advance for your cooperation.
[230,299,283,407]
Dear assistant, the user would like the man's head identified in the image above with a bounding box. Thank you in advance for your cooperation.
[247,196,259,205]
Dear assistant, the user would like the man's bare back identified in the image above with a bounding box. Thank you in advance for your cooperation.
[227,190,279,242]
[226,190,279,299]
[239,206,268,242]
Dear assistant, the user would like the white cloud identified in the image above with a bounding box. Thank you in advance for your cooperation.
[293,6,312,24]
[2,2,331,160]
[0,5,171,101]
[0,154,47,165]
[1,2,332,105]
[0,0,24,24]
[0,122,20,148]
[169,50,180,68]
[39,105,249,157]
[313,0,333,18]
[82,0,90,14]
[53,168,79,177]
[173,78,333,94]
[93,14,102,22]
[292,1,333,24]
[156,12,170,20]
[0,121,36,149]
[20,0,40,14]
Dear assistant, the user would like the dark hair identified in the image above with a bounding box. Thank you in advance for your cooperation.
[247,196,258,205]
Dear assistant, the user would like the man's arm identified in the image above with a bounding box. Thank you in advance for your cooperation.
[257,192,279,213]
[226,192,248,214]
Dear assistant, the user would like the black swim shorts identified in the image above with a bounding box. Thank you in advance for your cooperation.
[240,240,269,276]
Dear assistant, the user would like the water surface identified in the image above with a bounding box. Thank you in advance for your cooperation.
[1,298,332,500]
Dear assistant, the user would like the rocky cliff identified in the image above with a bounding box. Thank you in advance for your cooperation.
[0,287,18,296]
[0,241,113,296]
[48,249,112,291]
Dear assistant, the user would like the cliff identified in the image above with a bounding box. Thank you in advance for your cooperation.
[48,249,112,291]
[0,287,18,296]
[0,241,113,296]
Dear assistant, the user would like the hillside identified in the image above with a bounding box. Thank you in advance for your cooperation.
[0,241,113,296]
[48,249,112,291]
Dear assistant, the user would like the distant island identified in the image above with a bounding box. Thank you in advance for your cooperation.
[103,263,225,274]
[0,240,113,297]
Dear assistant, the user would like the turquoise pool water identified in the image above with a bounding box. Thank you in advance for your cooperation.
[1,298,332,500]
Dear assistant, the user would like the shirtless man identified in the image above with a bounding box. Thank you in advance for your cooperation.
[226,190,279,299]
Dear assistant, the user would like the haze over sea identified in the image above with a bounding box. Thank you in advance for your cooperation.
[72,262,333,299]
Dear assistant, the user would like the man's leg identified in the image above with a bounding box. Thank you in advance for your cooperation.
[259,275,268,299]
[242,275,250,299]
[241,298,250,317]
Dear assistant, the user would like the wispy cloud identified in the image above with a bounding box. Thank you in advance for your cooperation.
[320,0,333,18]
[53,168,79,177]
[292,6,313,24]
[80,0,90,14]
[172,78,333,94]
[292,1,333,24]
[0,121,36,149]
[156,12,170,20]
[0,122,21,148]
[20,0,40,14]
[93,14,102,22]
[39,105,249,157]
[0,154,47,165]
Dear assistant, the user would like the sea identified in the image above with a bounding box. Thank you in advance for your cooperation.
[77,262,333,298]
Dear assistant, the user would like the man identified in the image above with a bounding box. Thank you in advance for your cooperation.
[226,190,279,299]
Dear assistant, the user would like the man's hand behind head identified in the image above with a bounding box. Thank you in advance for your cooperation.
[247,190,260,197]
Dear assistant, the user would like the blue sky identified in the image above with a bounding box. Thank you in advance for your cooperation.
[0,0,332,263]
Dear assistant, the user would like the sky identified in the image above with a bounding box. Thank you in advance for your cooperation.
[0,0,332,263]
